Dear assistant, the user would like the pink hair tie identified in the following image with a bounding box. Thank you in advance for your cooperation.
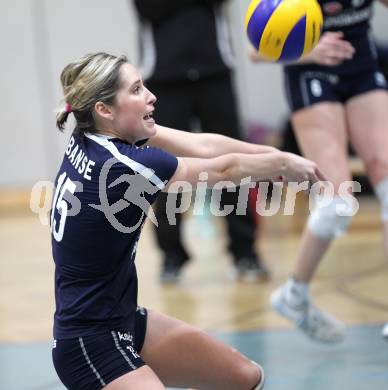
[65,102,72,113]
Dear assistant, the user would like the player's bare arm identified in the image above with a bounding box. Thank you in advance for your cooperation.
[164,151,325,192]
[148,124,277,158]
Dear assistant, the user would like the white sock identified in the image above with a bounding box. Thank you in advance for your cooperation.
[284,277,309,306]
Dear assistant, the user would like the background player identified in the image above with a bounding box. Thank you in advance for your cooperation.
[251,0,388,342]
[133,0,268,284]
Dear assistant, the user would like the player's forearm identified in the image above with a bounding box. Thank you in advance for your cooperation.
[293,51,316,64]
[200,133,277,157]
[249,49,273,63]
[167,151,286,191]
[150,125,276,158]
[168,148,322,193]
[213,151,286,185]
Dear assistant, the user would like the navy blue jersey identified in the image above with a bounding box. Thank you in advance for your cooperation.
[286,0,377,75]
[320,0,374,39]
[51,132,178,339]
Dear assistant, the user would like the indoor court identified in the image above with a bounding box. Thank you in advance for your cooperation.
[2,0,388,389]
[1,193,388,389]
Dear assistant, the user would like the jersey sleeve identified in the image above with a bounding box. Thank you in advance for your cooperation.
[110,139,178,190]
[133,145,178,188]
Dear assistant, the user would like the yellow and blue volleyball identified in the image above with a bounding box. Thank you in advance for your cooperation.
[245,0,323,62]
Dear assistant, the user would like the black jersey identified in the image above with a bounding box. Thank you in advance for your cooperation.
[320,0,374,39]
[134,0,234,83]
[286,0,378,75]
[51,132,178,339]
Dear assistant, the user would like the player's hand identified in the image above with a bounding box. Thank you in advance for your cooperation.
[249,46,263,62]
[307,31,355,66]
[280,152,327,184]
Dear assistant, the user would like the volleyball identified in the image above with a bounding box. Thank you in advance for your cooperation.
[245,0,323,62]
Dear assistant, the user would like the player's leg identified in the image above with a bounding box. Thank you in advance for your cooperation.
[271,101,352,343]
[147,82,192,283]
[292,101,353,280]
[196,76,268,281]
[346,89,388,255]
[105,366,165,390]
[141,309,264,390]
[346,88,388,339]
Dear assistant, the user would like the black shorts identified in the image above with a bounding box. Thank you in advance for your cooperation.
[52,307,148,390]
[284,67,387,112]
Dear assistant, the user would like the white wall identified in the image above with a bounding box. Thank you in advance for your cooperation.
[373,2,388,41]
[1,0,387,187]
[1,1,47,186]
[1,0,138,186]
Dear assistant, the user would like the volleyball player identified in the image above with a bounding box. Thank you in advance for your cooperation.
[251,0,388,343]
[51,52,322,389]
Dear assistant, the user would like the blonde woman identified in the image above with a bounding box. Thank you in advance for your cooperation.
[51,52,323,389]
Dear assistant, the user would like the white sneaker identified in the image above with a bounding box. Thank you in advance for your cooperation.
[382,323,388,339]
[271,284,346,343]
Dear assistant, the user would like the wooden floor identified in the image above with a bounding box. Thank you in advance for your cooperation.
[0,195,387,343]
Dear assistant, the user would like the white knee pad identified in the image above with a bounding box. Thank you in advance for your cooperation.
[307,196,354,240]
[375,176,388,221]
[250,361,265,390]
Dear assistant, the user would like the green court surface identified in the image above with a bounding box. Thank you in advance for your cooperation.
[1,323,387,390]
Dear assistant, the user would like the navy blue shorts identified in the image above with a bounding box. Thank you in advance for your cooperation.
[284,66,387,112]
[52,307,148,390]
[284,34,388,112]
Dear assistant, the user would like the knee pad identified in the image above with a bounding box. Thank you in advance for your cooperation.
[375,176,388,221]
[250,361,265,390]
[307,196,354,240]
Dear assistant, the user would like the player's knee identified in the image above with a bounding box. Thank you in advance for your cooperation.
[308,196,353,240]
[232,359,262,389]
[375,176,388,221]
[249,361,265,389]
